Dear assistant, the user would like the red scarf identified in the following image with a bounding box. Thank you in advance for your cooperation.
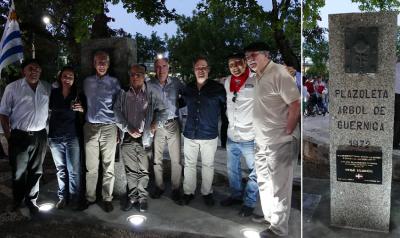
[230,67,250,92]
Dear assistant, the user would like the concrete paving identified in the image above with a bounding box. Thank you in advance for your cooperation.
[304,177,400,238]
[1,146,301,238]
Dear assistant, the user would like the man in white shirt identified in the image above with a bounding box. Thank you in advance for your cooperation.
[219,53,258,217]
[0,59,51,216]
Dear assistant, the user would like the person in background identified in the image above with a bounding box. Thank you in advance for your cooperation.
[48,66,84,210]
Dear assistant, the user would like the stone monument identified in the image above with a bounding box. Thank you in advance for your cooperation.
[81,37,137,88]
[81,37,137,197]
[329,12,397,232]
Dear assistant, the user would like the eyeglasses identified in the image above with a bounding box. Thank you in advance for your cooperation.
[232,91,238,103]
[194,66,209,72]
[130,72,144,78]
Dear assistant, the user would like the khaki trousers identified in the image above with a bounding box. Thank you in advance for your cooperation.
[153,120,182,190]
[183,137,218,195]
[255,137,298,236]
[84,123,117,202]
[121,137,149,202]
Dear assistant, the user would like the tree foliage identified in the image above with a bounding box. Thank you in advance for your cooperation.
[168,0,301,81]
[0,0,177,81]
[352,0,400,11]
[135,32,167,63]
[303,0,400,78]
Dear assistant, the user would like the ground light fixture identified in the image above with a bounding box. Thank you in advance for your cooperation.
[240,228,261,238]
[38,203,54,212]
[42,16,50,25]
[127,215,147,226]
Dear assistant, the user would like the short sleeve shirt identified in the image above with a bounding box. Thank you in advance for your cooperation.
[253,61,300,145]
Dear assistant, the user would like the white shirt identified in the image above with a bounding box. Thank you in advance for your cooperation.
[224,73,256,142]
[395,62,400,94]
[0,78,51,131]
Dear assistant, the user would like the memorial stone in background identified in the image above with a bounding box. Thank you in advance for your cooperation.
[329,12,397,232]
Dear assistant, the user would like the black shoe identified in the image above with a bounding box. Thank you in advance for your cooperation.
[139,201,148,212]
[55,198,66,209]
[171,189,180,201]
[150,187,164,199]
[259,228,281,238]
[238,205,254,217]
[123,200,136,211]
[220,197,243,207]
[183,194,194,205]
[26,201,39,215]
[79,200,95,211]
[203,194,215,207]
[103,201,113,213]
[252,214,269,224]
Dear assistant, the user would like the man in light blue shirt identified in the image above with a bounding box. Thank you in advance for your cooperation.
[82,51,120,212]
[0,59,50,216]
[148,58,184,203]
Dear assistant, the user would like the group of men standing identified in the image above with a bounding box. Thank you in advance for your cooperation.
[0,41,300,237]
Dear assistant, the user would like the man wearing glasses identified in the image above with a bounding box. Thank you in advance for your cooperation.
[244,42,300,237]
[219,53,258,217]
[114,64,167,212]
[148,58,185,204]
[181,56,226,206]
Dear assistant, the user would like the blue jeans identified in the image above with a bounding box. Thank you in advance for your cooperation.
[49,136,81,200]
[226,138,258,207]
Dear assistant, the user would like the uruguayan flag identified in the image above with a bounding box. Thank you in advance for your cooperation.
[0,1,23,74]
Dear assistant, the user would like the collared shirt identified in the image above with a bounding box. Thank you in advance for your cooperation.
[224,73,256,142]
[125,85,148,132]
[48,88,79,138]
[83,74,121,124]
[254,61,300,146]
[148,77,185,120]
[182,79,226,140]
[0,78,51,131]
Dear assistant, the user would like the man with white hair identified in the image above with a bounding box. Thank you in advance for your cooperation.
[244,42,300,237]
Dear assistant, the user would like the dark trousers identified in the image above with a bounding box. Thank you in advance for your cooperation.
[220,106,228,148]
[394,94,400,147]
[9,129,47,207]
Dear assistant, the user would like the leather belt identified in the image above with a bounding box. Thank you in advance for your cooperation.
[165,117,178,124]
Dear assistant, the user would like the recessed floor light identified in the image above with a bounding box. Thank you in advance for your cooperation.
[38,203,54,212]
[241,228,260,238]
[127,215,147,226]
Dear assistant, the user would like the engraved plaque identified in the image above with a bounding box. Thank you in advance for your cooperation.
[344,27,378,73]
[336,145,382,184]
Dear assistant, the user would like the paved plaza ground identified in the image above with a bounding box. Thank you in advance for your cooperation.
[0,145,301,238]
